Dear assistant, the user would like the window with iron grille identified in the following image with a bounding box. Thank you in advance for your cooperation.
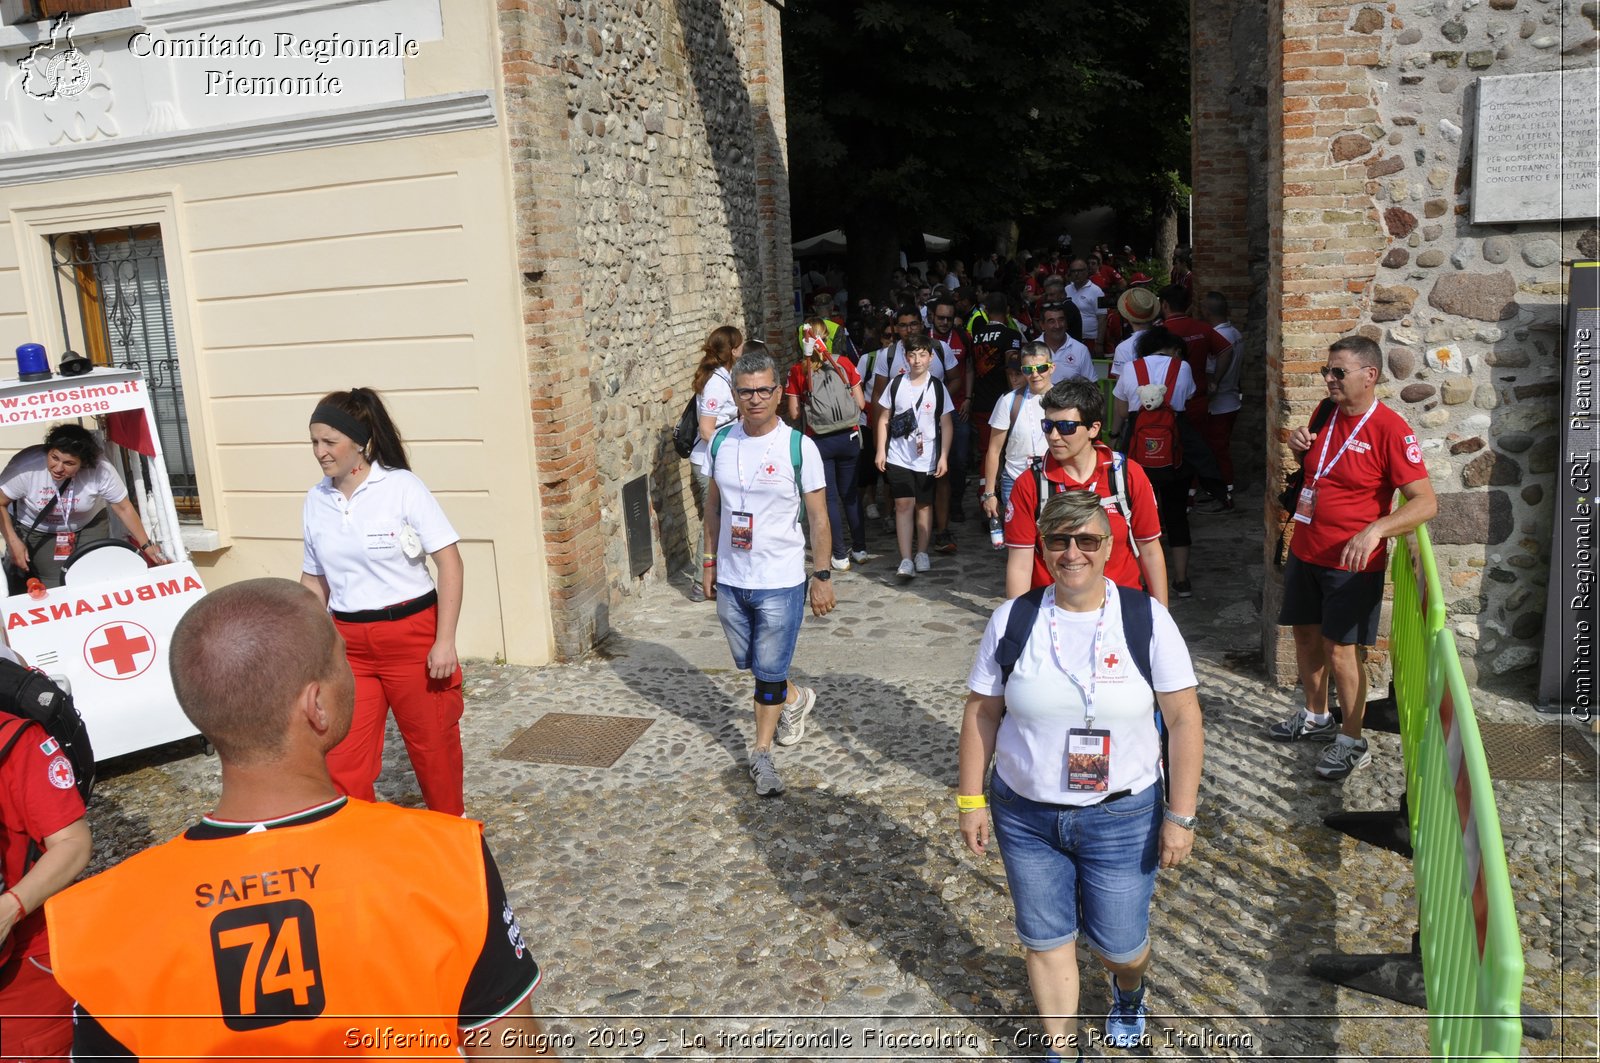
[49,225,202,521]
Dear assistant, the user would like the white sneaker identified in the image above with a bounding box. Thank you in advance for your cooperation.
[866,503,881,519]
[850,549,870,564]
[775,686,816,746]
[913,551,931,573]
[896,558,915,579]
[831,555,851,571]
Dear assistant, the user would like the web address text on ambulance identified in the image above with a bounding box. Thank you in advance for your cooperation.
[0,380,143,425]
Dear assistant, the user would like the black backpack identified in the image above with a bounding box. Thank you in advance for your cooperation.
[0,658,95,816]
[672,397,699,459]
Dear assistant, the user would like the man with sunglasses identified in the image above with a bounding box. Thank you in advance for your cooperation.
[1003,379,1165,604]
[1269,336,1435,781]
[702,350,837,797]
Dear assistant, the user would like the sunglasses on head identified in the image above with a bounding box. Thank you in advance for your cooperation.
[1020,363,1053,376]
[735,385,780,400]
[1042,532,1110,553]
[1040,417,1087,436]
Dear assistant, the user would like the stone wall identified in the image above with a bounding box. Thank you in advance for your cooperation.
[1263,0,1598,686]
[500,0,792,657]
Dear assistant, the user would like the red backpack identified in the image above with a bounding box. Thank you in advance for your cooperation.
[1128,358,1184,469]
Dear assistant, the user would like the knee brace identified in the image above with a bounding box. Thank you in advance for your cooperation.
[754,677,788,705]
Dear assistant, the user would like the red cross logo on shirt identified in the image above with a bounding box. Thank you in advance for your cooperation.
[84,621,157,680]
[764,464,777,475]
[1103,653,1120,670]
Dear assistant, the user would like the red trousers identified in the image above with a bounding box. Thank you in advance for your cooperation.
[326,605,465,815]
[0,950,73,1062]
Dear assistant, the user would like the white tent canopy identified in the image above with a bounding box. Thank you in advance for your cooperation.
[791,230,952,255]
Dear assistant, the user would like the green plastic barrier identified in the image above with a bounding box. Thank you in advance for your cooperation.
[1391,531,1527,1060]
[1389,526,1448,817]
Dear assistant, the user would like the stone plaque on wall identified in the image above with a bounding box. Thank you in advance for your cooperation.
[1472,71,1600,224]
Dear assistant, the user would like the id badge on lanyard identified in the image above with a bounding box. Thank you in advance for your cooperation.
[1067,727,1112,793]
[51,485,76,560]
[1293,486,1316,525]
[730,511,754,551]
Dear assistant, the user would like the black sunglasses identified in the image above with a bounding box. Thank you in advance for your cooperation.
[1040,418,1087,436]
[1042,532,1110,553]
[1320,365,1368,380]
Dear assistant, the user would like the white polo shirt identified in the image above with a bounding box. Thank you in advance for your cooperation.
[302,464,459,613]
[1066,281,1105,340]
[968,582,1196,805]
[1046,336,1097,384]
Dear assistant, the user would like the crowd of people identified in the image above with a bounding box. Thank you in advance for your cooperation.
[0,237,1437,1062]
[688,245,1435,1061]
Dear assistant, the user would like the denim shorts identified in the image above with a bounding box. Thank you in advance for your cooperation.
[988,771,1161,959]
[715,582,807,683]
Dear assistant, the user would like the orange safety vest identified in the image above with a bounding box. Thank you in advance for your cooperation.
[48,800,487,1060]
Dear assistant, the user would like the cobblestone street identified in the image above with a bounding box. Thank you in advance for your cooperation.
[90,480,1597,1060]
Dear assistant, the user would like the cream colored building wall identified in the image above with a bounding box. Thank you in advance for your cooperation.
[0,2,553,664]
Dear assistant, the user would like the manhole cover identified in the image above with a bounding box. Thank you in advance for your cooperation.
[1478,722,1596,782]
[497,712,654,768]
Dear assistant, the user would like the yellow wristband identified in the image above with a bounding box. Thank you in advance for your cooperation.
[955,794,987,811]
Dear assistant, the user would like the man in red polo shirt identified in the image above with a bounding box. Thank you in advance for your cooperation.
[1003,378,1166,605]
[1268,336,1436,782]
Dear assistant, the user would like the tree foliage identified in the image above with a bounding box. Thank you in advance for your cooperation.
[783,0,1191,255]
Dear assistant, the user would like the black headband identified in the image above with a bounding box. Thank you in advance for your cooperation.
[309,404,371,447]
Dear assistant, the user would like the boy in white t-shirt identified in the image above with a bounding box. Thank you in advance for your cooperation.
[874,334,953,579]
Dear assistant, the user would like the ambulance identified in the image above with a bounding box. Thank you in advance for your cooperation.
[0,364,203,760]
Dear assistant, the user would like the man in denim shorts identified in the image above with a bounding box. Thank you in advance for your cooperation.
[1269,336,1436,780]
[702,349,837,796]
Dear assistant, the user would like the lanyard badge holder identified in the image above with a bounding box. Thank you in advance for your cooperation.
[1294,403,1376,526]
[1047,583,1115,794]
[51,485,76,561]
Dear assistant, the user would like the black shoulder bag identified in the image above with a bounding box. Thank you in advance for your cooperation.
[4,479,68,595]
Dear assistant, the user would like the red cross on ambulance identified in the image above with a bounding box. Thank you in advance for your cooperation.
[84,621,157,680]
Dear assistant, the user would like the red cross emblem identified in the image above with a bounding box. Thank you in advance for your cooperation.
[764,464,777,475]
[84,621,156,680]
[1103,653,1120,670]
[47,755,75,790]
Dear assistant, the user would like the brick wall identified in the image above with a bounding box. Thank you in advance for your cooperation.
[1260,0,1590,686]
[498,0,791,658]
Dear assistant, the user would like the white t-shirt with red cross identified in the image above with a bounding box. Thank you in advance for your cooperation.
[709,422,826,589]
[690,367,736,473]
[877,376,954,474]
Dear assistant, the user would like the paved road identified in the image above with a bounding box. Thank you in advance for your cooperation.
[91,479,1597,1060]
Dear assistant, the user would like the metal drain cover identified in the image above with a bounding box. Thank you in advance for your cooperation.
[497,712,654,768]
[1478,722,1596,782]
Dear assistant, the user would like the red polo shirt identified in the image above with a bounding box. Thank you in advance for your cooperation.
[1004,445,1162,591]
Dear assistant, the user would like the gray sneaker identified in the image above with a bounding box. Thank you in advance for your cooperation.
[1315,735,1372,780]
[775,686,816,746]
[1267,710,1338,742]
[750,750,785,796]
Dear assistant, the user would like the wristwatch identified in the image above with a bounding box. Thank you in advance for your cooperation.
[812,570,832,582]
[979,492,997,501]
[1163,809,1198,830]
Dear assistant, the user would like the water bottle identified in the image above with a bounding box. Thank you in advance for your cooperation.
[988,516,1005,549]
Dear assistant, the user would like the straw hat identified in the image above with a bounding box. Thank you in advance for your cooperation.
[1117,287,1159,325]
